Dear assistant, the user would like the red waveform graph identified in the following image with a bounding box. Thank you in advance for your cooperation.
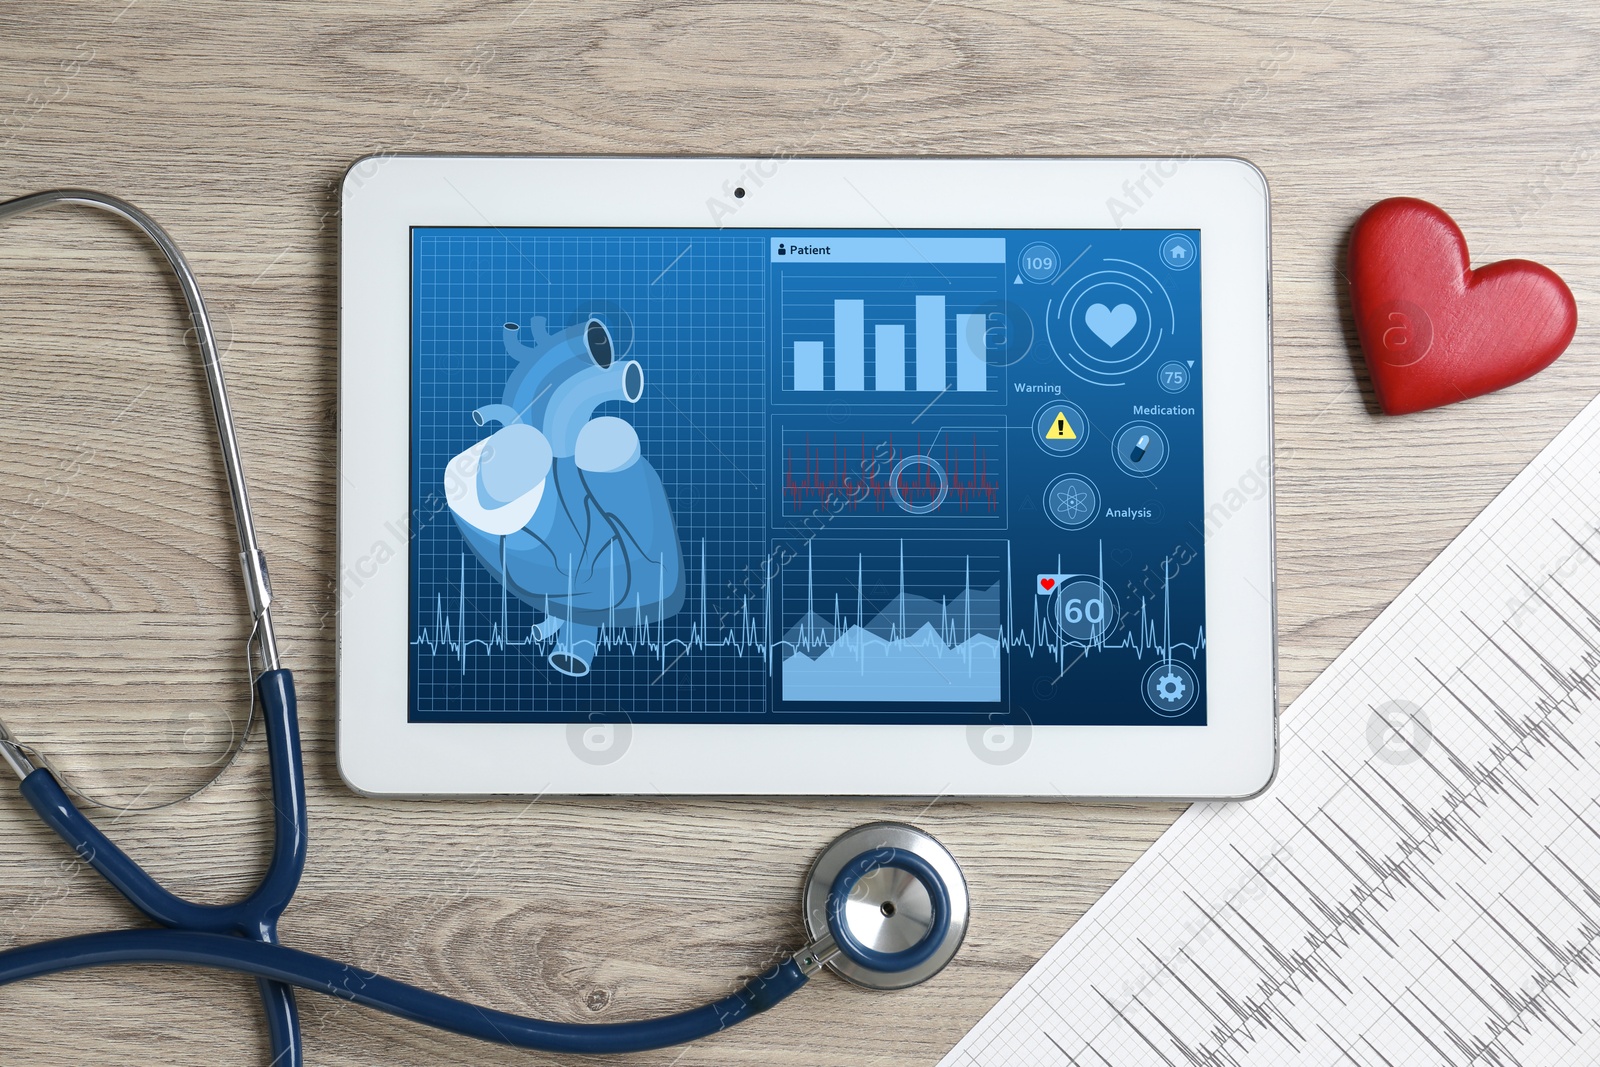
[781,430,1002,517]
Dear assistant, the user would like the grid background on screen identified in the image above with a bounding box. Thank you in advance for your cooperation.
[408,225,1207,727]
[409,229,767,720]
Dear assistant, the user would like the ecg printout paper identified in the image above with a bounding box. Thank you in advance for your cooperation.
[941,392,1600,1067]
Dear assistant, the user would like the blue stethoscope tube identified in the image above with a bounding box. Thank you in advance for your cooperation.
[0,669,813,1057]
[13,670,310,1063]
[0,930,810,1056]
[20,672,306,939]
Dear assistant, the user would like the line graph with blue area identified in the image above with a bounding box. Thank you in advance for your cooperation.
[410,226,1206,725]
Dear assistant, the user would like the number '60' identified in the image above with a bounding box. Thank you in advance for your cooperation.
[1061,598,1105,625]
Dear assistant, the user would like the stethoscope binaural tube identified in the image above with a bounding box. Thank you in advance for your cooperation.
[0,189,280,671]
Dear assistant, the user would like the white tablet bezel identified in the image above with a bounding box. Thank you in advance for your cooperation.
[338,156,1275,798]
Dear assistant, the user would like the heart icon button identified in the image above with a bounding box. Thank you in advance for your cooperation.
[1085,302,1137,347]
[1039,577,1056,591]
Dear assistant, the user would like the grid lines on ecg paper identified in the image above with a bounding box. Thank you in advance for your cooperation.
[941,392,1600,1067]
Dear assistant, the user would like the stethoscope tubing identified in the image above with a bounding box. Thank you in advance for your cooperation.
[11,671,309,1064]
[18,671,306,938]
[0,930,809,1056]
[4,667,813,1056]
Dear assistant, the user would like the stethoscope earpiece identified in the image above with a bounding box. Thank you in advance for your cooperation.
[801,822,969,990]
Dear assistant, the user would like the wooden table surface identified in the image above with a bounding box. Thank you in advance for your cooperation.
[0,2,1596,1064]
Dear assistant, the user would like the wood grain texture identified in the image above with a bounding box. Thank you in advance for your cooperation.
[0,1,1597,1063]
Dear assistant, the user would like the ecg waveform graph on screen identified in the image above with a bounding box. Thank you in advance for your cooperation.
[780,428,1002,524]
[415,542,1204,668]
[778,539,1003,702]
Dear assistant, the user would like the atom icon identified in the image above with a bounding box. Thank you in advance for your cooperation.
[1044,474,1099,531]
[1053,485,1090,522]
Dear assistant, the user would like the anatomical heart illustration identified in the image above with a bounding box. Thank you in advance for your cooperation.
[445,316,685,677]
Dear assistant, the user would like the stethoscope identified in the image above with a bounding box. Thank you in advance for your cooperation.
[0,190,969,1064]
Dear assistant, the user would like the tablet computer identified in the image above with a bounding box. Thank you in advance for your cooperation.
[338,156,1275,797]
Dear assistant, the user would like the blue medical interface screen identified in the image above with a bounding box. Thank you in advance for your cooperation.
[409,227,1205,726]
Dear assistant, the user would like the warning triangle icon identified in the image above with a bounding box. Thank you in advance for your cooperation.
[1046,412,1077,440]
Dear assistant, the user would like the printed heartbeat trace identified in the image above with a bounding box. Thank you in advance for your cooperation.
[941,391,1600,1067]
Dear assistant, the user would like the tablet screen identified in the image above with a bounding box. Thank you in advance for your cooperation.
[408,227,1205,726]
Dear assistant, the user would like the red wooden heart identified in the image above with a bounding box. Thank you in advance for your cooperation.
[1348,198,1576,415]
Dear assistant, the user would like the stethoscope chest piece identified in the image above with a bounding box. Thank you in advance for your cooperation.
[802,822,969,990]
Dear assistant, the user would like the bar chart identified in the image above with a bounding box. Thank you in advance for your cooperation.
[776,256,1007,397]
[789,294,995,393]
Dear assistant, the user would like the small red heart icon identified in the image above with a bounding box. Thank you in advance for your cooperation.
[1039,577,1056,591]
[1348,198,1576,415]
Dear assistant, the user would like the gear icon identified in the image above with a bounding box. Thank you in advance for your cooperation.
[1143,660,1197,717]
[1156,672,1186,703]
